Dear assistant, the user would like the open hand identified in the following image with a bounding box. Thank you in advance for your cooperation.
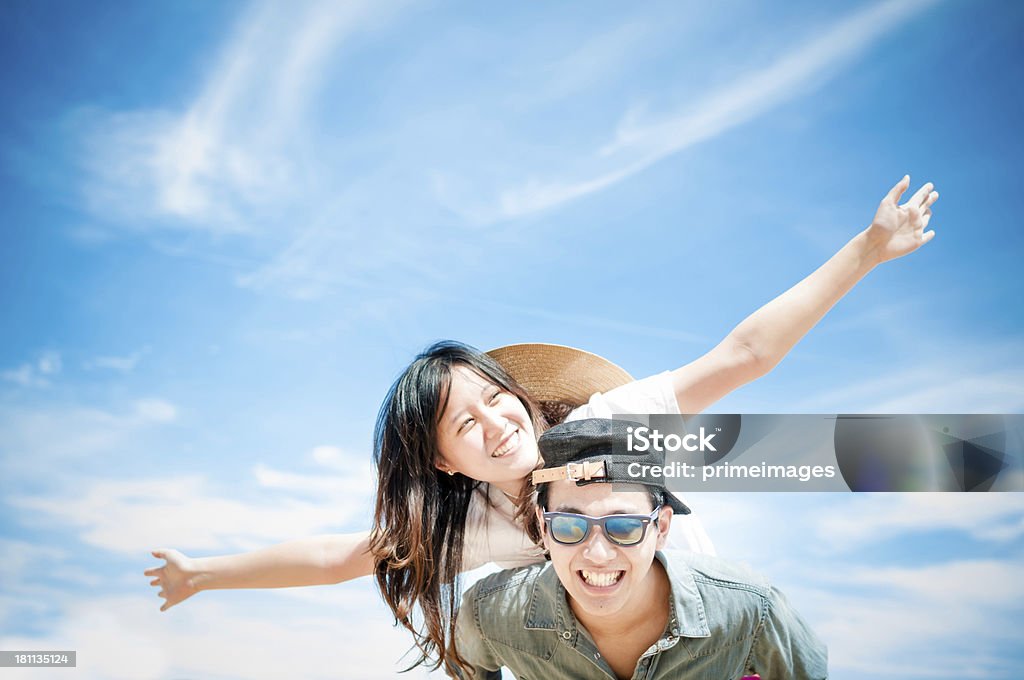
[144,548,199,612]
[867,175,939,263]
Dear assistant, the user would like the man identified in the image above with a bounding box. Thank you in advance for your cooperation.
[455,418,828,679]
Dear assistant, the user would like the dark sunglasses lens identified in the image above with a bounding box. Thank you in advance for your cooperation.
[604,517,645,545]
[550,515,589,544]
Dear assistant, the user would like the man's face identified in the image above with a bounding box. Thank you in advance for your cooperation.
[539,479,672,622]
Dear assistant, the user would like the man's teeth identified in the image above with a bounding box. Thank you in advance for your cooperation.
[491,430,519,457]
[580,570,623,587]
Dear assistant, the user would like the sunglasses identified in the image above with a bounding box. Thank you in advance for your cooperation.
[542,507,661,546]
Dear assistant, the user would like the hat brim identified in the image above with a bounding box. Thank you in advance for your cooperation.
[664,492,691,515]
[486,343,634,406]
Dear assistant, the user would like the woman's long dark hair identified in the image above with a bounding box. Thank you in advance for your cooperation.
[371,341,555,676]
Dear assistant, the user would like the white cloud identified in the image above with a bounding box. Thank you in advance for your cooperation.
[696,493,1024,560]
[8,469,373,555]
[0,591,436,680]
[793,339,1024,412]
[814,493,1024,549]
[0,540,71,630]
[83,348,149,372]
[1,364,39,387]
[0,398,180,476]
[844,559,1024,603]
[466,298,711,345]
[0,539,68,586]
[132,398,178,424]
[869,371,1024,413]
[310,444,347,469]
[2,351,62,388]
[495,0,937,219]
[37,351,62,375]
[509,20,653,109]
[253,459,373,499]
[814,559,1024,677]
[692,494,1024,678]
[79,0,398,232]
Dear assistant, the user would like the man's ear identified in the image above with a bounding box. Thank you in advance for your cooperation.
[655,505,673,549]
[536,507,550,549]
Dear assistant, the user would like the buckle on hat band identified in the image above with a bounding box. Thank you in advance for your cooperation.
[531,460,606,485]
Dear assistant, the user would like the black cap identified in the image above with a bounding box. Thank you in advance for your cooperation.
[535,418,690,515]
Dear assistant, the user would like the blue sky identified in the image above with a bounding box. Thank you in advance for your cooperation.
[1,0,1023,678]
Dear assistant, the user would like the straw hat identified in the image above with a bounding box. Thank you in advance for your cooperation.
[486,343,634,405]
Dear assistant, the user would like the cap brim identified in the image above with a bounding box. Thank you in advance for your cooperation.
[487,343,634,406]
[664,493,691,515]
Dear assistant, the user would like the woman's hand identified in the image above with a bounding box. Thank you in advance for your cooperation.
[866,175,939,263]
[145,548,199,612]
[671,174,941,413]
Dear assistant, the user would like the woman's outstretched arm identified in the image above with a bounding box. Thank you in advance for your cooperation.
[144,531,374,611]
[672,175,939,413]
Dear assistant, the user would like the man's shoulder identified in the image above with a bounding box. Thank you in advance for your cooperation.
[463,562,548,610]
[461,562,553,638]
[663,549,772,598]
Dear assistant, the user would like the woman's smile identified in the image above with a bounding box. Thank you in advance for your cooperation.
[490,428,521,458]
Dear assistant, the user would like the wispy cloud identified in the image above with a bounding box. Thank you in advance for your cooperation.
[694,493,1024,564]
[132,398,178,423]
[466,298,711,345]
[2,350,62,388]
[495,0,937,219]
[79,0,396,233]
[252,445,374,498]
[0,397,180,475]
[507,20,653,110]
[865,371,1024,413]
[689,493,1024,678]
[0,592,433,680]
[8,446,374,554]
[83,347,150,373]
[71,0,476,303]
[814,493,1024,549]
[816,559,1024,678]
[792,337,1024,412]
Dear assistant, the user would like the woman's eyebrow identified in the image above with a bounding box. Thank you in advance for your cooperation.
[445,388,497,428]
[444,400,470,426]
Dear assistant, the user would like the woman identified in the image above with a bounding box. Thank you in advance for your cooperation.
[147,176,939,674]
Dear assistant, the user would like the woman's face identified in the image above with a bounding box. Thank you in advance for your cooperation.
[435,365,539,495]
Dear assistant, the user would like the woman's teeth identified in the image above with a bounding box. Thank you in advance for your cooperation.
[491,429,520,457]
[580,570,623,587]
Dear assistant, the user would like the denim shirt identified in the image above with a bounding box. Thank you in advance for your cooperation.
[455,550,827,679]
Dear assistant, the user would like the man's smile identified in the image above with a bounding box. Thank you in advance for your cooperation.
[578,569,625,589]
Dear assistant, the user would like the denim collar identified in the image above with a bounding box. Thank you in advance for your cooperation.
[523,550,712,639]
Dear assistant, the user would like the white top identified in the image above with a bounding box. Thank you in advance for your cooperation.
[461,372,716,571]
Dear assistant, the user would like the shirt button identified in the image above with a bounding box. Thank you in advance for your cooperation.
[562,631,572,640]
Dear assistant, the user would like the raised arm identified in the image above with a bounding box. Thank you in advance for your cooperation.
[144,531,374,611]
[672,176,938,413]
